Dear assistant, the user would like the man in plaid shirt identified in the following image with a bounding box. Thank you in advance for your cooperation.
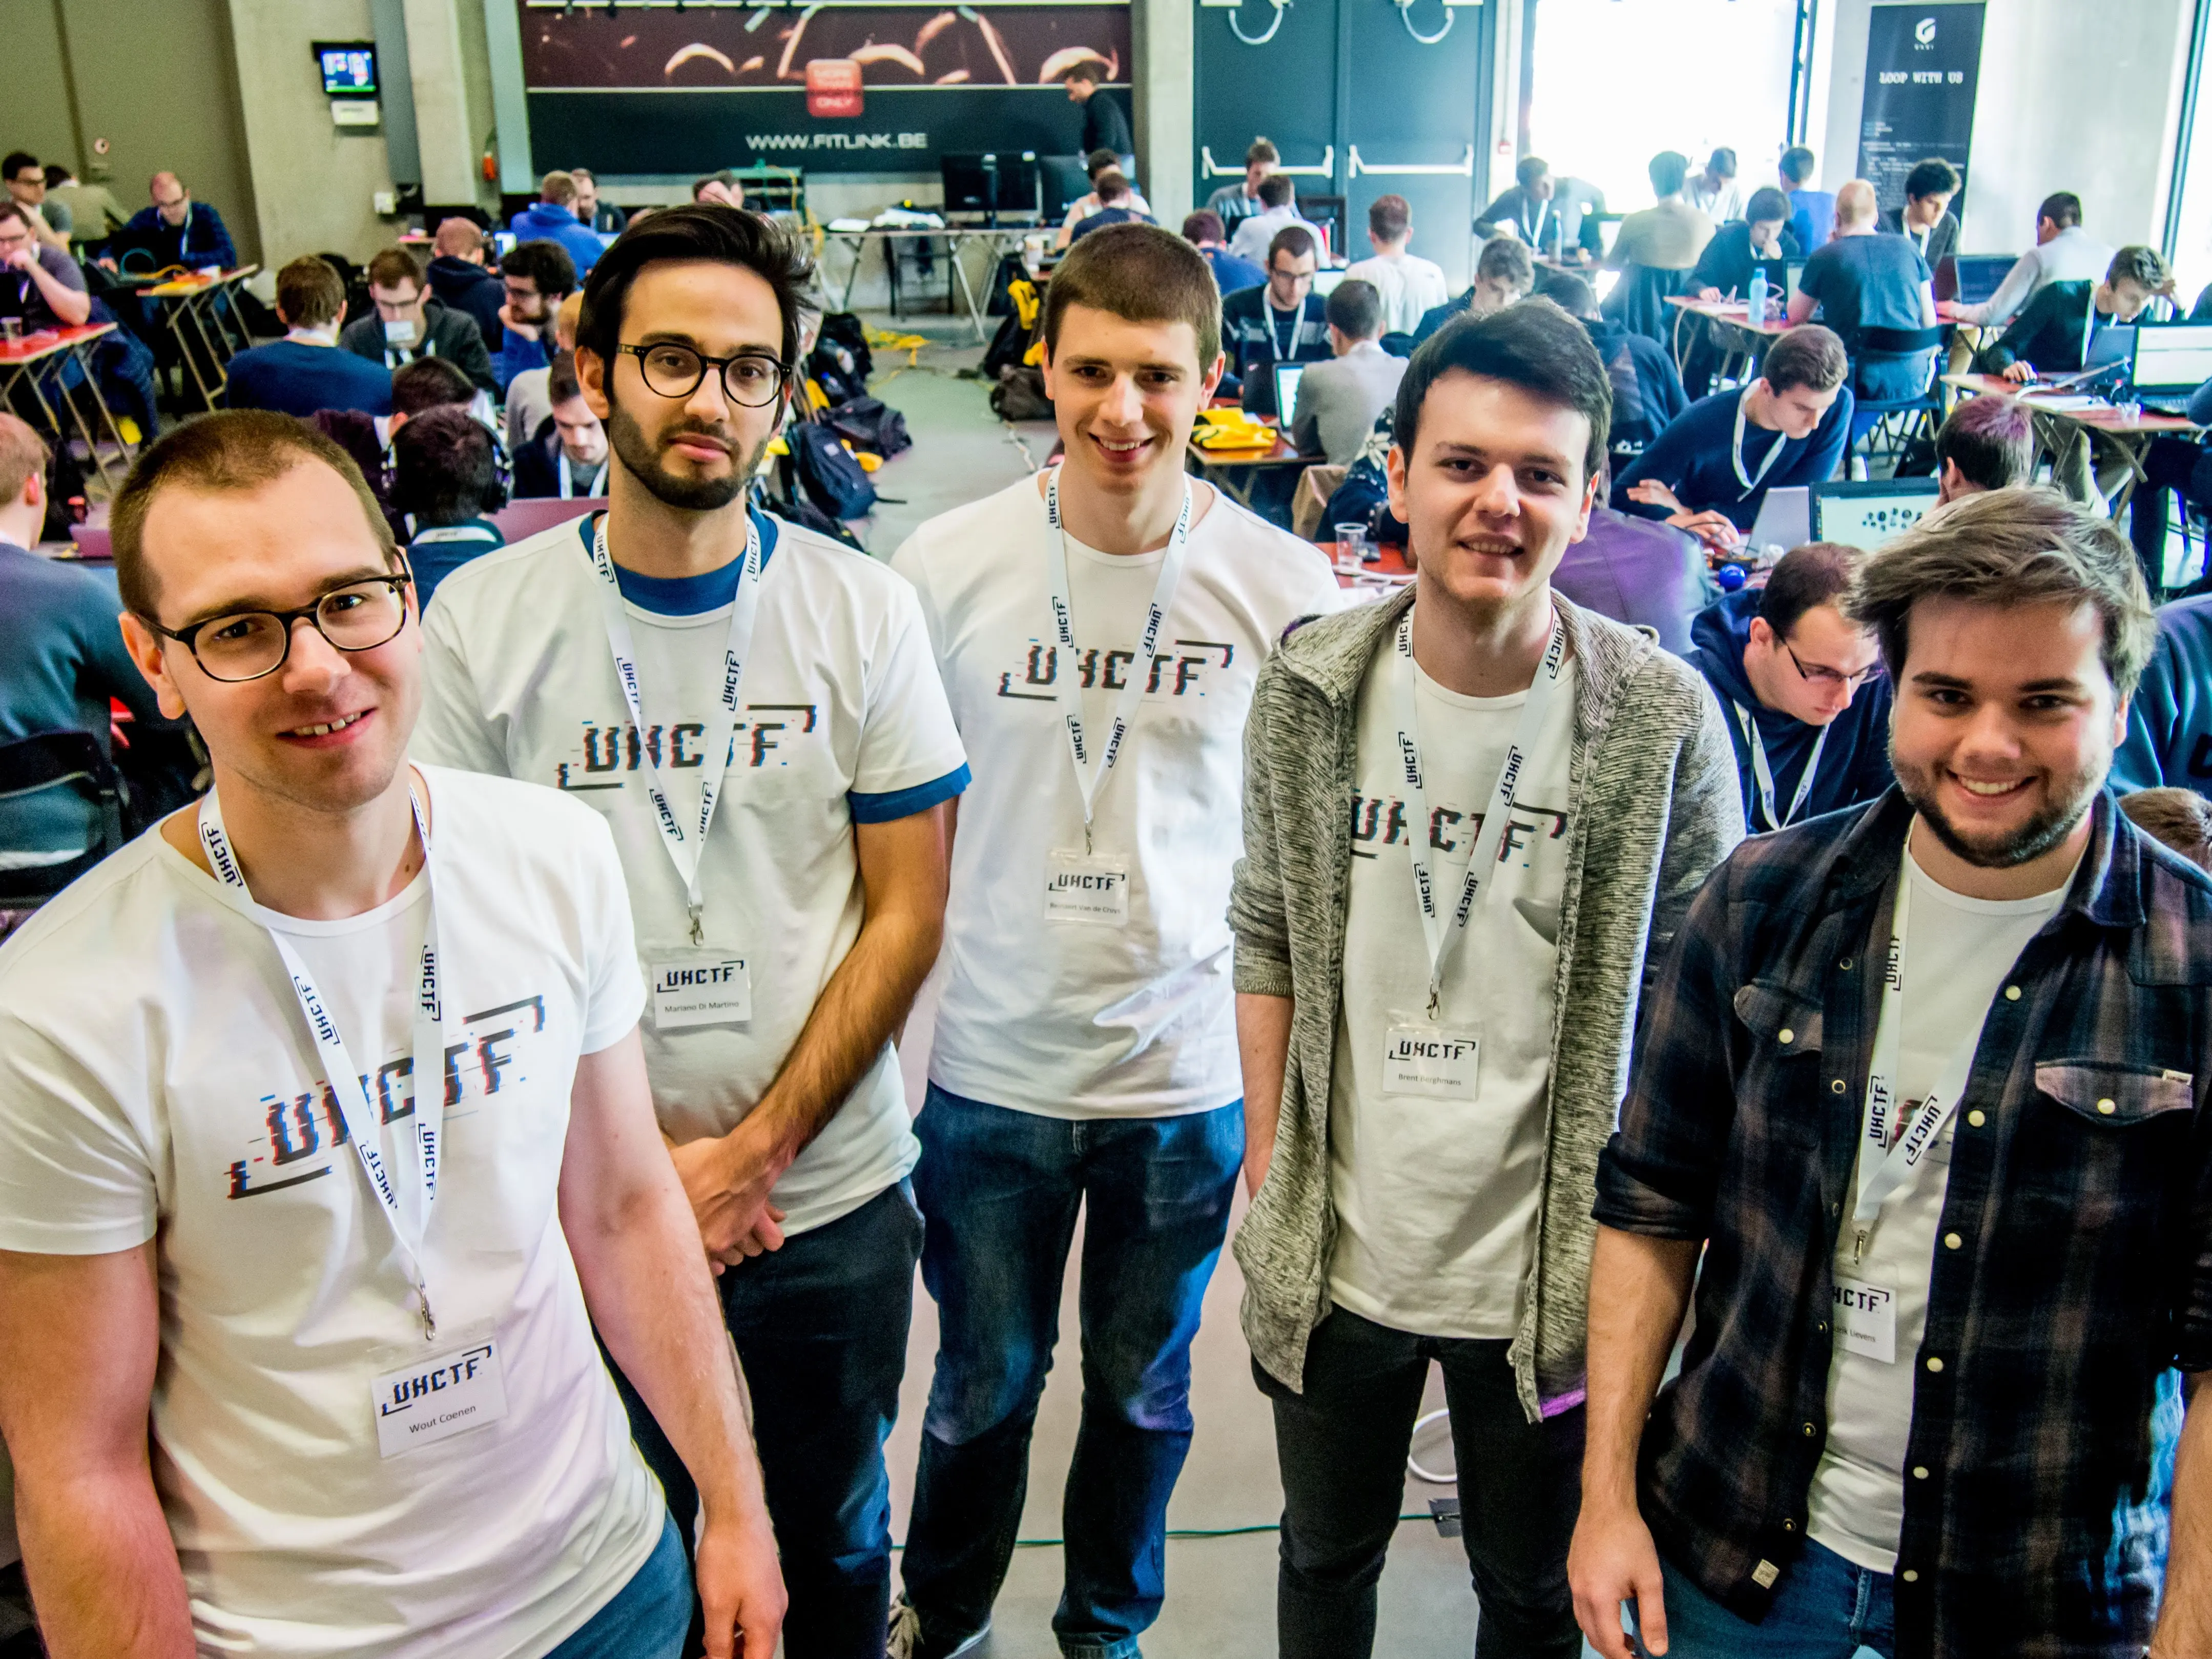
[1569,486,2212,1658]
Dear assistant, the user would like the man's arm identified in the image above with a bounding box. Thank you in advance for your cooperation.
[669,803,949,1265]
[1229,657,1298,1196]
[561,1032,785,1659]
[200,211,237,271]
[2154,1373,2212,1657]
[1569,1227,1701,1659]
[1237,992,1293,1198]
[450,318,499,394]
[15,254,92,326]
[0,1242,195,1658]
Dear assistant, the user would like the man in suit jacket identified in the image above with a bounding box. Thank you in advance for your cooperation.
[1879,156,1962,269]
[1288,279,1407,465]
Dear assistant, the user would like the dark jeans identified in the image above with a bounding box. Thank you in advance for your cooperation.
[1255,1310,1584,1659]
[546,1514,692,1659]
[1638,1537,1894,1658]
[2128,434,2207,597]
[900,1086,1244,1659]
[613,1179,923,1659]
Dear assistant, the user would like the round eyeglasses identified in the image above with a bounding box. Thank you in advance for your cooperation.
[617,342,790,407]
[149,573,414,682]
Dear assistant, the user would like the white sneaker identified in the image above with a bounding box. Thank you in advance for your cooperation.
[886,1598,991,1658]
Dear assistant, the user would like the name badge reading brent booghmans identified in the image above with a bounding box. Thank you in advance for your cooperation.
[650,948,753,1029]
[1833,1275,1897,1364]
[373,1338,509,1459]
[1382,1025,1480,1098]
[1045,851,1131,925]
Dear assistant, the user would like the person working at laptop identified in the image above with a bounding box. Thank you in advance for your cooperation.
[1221,225,1330,415]
[1938,191,2114,329]
[1879,157,1961,267]
[1978,244,2173,382]
[1683,539,1893,833]
[1611,325,1852,555]
[1691,188,1801,302]
[1287,278,1406,464]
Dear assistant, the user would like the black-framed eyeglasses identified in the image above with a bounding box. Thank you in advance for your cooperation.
[617,342,790,407]
[1786,640,1883,691]
[149,572,414,683]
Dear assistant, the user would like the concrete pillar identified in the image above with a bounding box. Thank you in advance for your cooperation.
[402,0,482,204]
[1136,0,1196,223]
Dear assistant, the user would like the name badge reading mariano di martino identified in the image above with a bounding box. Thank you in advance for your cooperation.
[1046,851,1131,924]
[650,948,754,1029]
[373,1339,509,1459]
[1383,1025,1481,1098]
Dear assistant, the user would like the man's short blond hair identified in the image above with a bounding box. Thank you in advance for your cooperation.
[1843,485,2156,697]
[539,170,577,208]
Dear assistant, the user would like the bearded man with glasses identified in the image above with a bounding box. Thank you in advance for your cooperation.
[1686,540,1895,833]
[415,203,969,1659]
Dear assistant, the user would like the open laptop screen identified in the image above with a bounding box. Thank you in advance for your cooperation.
[2133,322,2212,396]
[1811,480,1940,551]
[1273,361,1307,423]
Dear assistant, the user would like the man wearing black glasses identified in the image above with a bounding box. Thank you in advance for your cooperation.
[0,410,784,1659]
[1685,541,1894,833]
[414,204,969,1659]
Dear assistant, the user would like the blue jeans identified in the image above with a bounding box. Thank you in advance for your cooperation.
[1637,1537,1895,1658]
[611,1180,923,1659]
[900,1086,1244,1659]
[546,1513,691,1659]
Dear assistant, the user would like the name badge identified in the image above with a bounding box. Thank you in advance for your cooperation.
[1045,851,1131,925]
[649,946,753,1029]
[1833,1275,1897,1364]
[1382,1024,1480,1098]
[372,1337,509,1458]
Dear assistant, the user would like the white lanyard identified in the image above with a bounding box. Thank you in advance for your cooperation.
[559,449,606,500]
[1522,197,1549,247]
[1732,386,1786,495]
[1394,604,1568,1019]
[588,512,764,941]
[199,786,450,1339]
[1730,701,1829,831]
[1848,854,1986,1261]
[1268,301,1298,361]
[1043,465,1192,853]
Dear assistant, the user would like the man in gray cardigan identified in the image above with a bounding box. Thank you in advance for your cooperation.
[1229,299,1742,1659]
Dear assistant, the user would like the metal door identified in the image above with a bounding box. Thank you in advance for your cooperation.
[1192,0,1339,226]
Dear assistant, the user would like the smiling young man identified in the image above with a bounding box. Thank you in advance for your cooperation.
[414,204,968,1659]
[1230,299,1741,1658]
[887,222,1340,1659]
[1574,485,2212,1658]
[1685,541,1894,833]
[1613,325,1853,556]
[0,411,784,1659]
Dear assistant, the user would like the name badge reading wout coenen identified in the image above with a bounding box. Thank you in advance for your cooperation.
[650,947,753,1029]
[1046,851,1131,924]
[373,1338,508,1458]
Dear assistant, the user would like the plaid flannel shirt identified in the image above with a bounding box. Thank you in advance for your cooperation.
[1595,788,2212,1658]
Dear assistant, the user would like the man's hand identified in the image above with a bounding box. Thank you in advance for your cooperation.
[1625,480,1684,514]
[1670,509,1742,554]
[1570,1500,1669,1658]
[499,303,542,341]
[96,256,118,273]
[668,1132,788,1269]
[4,246,36,274]
[695,1503,788,1659]
[2001,360,2037,384]
[1696,287,1722,302]
[1935,298,1963,322]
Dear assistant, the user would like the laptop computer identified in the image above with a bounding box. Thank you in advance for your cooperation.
[1810,479,1940,551]
[1784,259,1806,309]
[1272,361,1308,423]
[1934,253,2015,306]
[2130,320,2212,409]
[1745,485,1810,554]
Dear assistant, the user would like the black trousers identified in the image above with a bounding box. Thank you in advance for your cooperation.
[1254,1310,1584,1659]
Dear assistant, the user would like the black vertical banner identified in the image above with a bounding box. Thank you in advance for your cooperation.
[1856,4,1985,214]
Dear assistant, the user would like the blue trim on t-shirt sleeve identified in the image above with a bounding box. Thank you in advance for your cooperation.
[580,505,780,617]
[847,763,971,823]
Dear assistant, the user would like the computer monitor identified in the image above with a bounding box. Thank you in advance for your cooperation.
[2132,321,2212,395]
[1810,479,1940,550]
[491,231,517,259]
[940,152,1039,222]
[1312,268,1347,297]
[1273,361,1307,423]
[1952,254,2015,306]
[1038,155,1091,223]
[1784,259,1805,308]
[2086,322,2137,374]
[315,40,378,97]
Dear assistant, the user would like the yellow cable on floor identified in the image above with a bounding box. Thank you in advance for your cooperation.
[864,325,929,367]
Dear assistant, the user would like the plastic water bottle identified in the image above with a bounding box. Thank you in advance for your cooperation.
[1747,266,1769,323]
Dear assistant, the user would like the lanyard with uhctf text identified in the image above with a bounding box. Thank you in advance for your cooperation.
[1732,386,1786,495]
[1393,603,1568,1019]
[1730,701,1829,831]
[588,512,763,943]
[199,785,452,1340]
[1847,853,1988,1266]
[1043,465,1193,853]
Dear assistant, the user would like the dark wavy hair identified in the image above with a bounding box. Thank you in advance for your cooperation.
[577,203,816,369]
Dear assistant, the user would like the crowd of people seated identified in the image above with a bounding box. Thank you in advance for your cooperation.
[12,127,2212,1659]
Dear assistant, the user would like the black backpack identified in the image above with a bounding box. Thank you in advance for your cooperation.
[816,312,875,381]
[989,365,1054,421]
[789,418,877,520]
[825,395,911,460]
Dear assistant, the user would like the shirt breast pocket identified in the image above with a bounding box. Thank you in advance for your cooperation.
[1731,980,1831,1178]
[2022,1060,2196,1240]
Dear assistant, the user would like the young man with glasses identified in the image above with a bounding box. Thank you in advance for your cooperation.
[415,204,968,1659]
[0,410,784,1659]
[1684,541,1895,834]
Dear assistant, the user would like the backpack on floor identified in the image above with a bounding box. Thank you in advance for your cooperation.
[990,365,1054,422]
[825,395,911,460]
[789,418,878,520]
[817,312,875,382]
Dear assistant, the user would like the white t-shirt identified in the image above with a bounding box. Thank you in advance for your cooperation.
[415,511,968,1235]
[0,766,661,1659]
[1326,641,1578,1338]
[1343,251,1453,337]
[1805,841,2070,1572]
[891,475,1341,1118]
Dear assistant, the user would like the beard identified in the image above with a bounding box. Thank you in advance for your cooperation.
[1891,746,2105,869]
[605,393,766,512]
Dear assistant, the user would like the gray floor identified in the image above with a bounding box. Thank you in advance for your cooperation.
[854,325,1501,1657]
